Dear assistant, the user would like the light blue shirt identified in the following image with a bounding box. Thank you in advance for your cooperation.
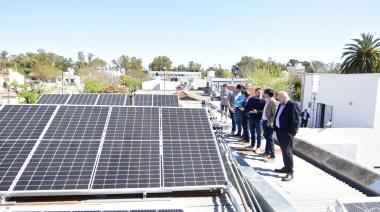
[235,93,245,107]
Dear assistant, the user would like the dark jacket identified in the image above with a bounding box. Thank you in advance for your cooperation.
[245,97,266,120]
[274,100,301,136]
[300,112,310,121]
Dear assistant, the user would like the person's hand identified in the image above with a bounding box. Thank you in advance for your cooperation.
[240,107,245,111]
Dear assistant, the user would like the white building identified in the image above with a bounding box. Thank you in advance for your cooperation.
[210,78,246,95]
[56,68,81,86]
[147,71,202,90]
[1,69,25,86]
[301,73,380,129]
[287,63,305,77]
[142,76,179,91]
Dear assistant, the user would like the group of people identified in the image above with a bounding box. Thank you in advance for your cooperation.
[219,84,301,181]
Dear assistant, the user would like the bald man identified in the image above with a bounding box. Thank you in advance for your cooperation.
[273,91,300,181]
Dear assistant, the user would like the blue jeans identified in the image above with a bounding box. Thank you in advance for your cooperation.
[249,119,262,148]
[262,120,275,158]
[242,115,250,142]
[235,110,243,136]
[230,108,236,132]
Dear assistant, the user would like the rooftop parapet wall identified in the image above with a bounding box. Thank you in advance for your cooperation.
[287,136,380,196]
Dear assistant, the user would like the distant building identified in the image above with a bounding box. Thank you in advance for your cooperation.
[287,63,305,77]
[56,68,81,86]
[301,73,380,129]
[1,69,25,86]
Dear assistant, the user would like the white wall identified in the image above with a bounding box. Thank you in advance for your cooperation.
[7,70,25,85]
[142,79,178,90]
[374,77,380,129]
[302,74,380,128]
[296,128,380,169]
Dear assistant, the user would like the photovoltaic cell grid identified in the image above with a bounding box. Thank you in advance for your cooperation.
[43,106,109,140]
[161,108,225,188]
[13,139,100,191]
[105,107,160,141]
[66,94,99,105]
[0,105,57,140]
[36,94,71,104]
[0,140,37,192]
[92,107,161,189]
[13,106,109,191]
[161,108,214,140]
[134,94,153,106]
[0,105,56,192]
[153,95,179,107]
[96,94,127,106]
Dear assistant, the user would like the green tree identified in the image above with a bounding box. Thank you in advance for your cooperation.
[10,80,53,104]
[148,56,172,71]
[0,50,8,69]
[85,81,106,93]
[177,64,187,72]
[32,64,61,81]
[232,56,256,77]
[341,33,380,74]
[120,75,142,92]
[76,51,87,69]
[222,70,234,78]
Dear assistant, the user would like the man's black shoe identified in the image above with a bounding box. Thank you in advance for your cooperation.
[274,168,288,173]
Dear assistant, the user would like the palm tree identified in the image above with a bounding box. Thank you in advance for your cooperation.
[341,33,380,74]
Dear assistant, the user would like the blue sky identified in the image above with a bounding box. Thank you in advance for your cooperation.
[1,0,379,69]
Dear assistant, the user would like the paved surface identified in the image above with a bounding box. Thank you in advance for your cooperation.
[223,132,366,212]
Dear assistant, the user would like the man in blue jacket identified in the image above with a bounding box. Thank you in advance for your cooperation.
[245,88,266,153]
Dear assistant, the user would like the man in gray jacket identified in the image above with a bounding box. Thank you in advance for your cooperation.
[259,89,279,163]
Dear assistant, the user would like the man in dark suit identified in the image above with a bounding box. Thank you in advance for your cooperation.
[300,109,310,128]
[273,91,300,181]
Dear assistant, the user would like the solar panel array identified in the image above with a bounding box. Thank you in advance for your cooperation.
[35,94,71,104]
[0,104,226,198]
[35,94,180,107]
[0,105,57,191]
[93,107,161,189]
[161,108,225,188]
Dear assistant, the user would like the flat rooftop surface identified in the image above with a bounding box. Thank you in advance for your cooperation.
[220,124,366,212]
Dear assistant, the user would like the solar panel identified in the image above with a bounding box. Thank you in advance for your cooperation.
[43,106,109,140]
[0,105,57,140]
[161,108,226,188]
[36,94,71,104]
[0,105,57,192]
[66,94,99,105]
[96,94,127,106]
[92,107,161,189]
[104,107,160,141]
[13,106,110,191]
[161,108,214,140]
[153,95,179,107]
[13,139,100,191]
[134,94,153,106]
[125,94,131,106]
[0,140,37,192]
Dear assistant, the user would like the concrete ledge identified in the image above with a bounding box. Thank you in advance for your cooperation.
[233,152,297,212]
[284,137,380,196]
